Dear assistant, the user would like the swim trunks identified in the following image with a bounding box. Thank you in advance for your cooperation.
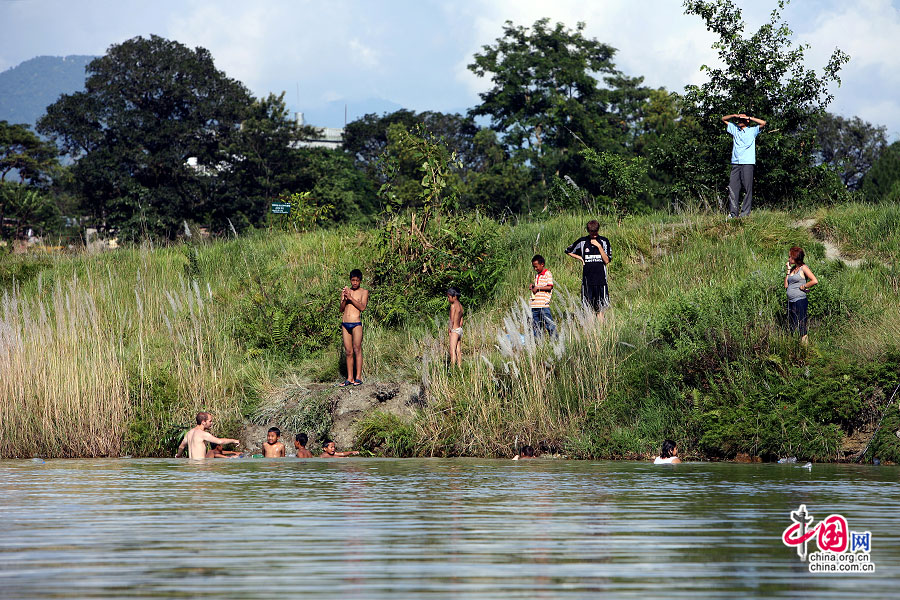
[341,322,362,332]
[451,326,463,337]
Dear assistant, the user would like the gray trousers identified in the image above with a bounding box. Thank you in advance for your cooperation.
[728,164,754,217]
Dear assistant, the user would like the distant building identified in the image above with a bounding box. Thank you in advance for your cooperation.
[292,112,344,150]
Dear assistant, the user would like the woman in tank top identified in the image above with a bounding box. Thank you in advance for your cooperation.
[654,439,681,464]
[784,246,818,345]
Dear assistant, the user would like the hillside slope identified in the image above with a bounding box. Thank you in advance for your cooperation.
[1,205,898,462]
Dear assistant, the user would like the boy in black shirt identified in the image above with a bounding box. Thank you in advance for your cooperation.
[565,220,611,321]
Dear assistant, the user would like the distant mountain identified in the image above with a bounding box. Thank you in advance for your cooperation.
[0,55,95,128]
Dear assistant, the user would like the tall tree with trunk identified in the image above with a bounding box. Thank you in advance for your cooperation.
[38,35,252,239]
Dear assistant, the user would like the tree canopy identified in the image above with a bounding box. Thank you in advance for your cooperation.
[38,35,253,239]
[655,0,850,208]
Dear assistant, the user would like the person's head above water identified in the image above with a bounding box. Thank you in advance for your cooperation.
[586,220,600,237]
[660,439,678,458]
[349,269,363,289]
[521,445,535,457]
[267,427,281,445]
[295,432,308,447]
[322,439,336,455]
[196,411,212,429]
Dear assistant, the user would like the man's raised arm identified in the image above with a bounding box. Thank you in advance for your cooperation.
[722,113,741,123]
[746,115,766,127]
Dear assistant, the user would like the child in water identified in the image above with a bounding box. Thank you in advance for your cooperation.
[654,440,681,464]
[206,441,241,458]
[320,439,360,458]
[294,432,314,458]
[512,445,536,460]
[447,288,464,367]
[262,427,286,457]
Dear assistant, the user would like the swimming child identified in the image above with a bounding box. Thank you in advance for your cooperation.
[294,432,314,458]
[206,441,241,458]
[339,268,369,387]
[512,445,536,460]
[262,427,286,457]
[319,439,360,458]
[654,440,682,464]
[447,287,464,367]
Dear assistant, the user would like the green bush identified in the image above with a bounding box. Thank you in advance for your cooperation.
[354,411,418,457]
[371,212,509,324]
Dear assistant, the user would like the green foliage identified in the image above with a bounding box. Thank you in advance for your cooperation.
[372,212,508,324]
[468,19,650,191]
[272,191,334,232]
[233,274,339,361]
[0,120,59,185]
[0,252,51,287]
[815,112,887,190]
[354,411,418,457]
[38,35,253,239]
[0,182,61,239]
[378,123,462,224]
[252,387,334,443]
[580,148,649,215]
[861,141,900,202]
[658,0,850,207]
[125,368,184,457]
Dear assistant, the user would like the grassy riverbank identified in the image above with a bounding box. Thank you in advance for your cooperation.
[1,204,899,462]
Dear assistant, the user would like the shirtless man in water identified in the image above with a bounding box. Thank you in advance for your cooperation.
[175,412,241,459]
[339,268,369,387]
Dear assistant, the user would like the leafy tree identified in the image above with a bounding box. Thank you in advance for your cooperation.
[460,128,534,214]
[815,113,887,190]
[220,92,321,230]
[468,19,647,190]
[0,183,60,239]
[0,121,59,185]
[344,110,479,177]
[659,0,850,208]
[38,35,253,239]
[291,147,377,223]
[861,141,900,202]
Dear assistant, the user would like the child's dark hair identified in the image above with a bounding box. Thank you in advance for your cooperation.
[268,427,281,436]
[349,269,363,279]
[586,220,600,235]
[660,439,677,458]
[295,432,308,446]
[322,438,333,448]
[532,254,545,265]
[447,287,460,298]
[521,445,535,457]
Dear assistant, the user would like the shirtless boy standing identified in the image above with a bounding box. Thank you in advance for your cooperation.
[339,268,369,387]
[175,412,241,459]
[447,288,464,367]
[262,427,286,457]
[320,439,360,458]
[294,433,314,458]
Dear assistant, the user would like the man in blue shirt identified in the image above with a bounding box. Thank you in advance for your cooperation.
[722,112,767,218]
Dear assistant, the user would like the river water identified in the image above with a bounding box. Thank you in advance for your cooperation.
[1,458,897,599]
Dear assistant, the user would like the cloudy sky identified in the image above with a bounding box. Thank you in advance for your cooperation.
[2,0,899,138]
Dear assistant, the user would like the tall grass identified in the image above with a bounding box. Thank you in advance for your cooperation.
[418,293,619,457]
[1,275,128,457]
